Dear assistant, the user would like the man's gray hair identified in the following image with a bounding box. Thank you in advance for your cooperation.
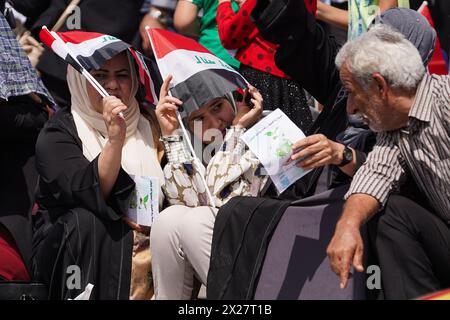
[335,24,426,91]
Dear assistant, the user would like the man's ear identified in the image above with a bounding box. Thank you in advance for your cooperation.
[372,73,388,98]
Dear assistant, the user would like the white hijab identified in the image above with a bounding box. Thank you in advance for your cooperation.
[67,52,164,204]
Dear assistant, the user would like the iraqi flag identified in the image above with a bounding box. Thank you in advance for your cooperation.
[146,28,247,116]
[418,2,448,75]
[39,27,158,104]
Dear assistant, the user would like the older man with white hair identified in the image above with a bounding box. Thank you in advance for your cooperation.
[327,24,450,299]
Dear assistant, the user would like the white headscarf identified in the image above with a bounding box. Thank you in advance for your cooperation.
[68,52,164,203]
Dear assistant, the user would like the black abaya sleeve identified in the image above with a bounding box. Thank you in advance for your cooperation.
[35,113,135,221]
[252,0,342,108]
[0,97,48,143]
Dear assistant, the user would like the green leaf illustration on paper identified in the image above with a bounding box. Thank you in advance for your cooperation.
[143,194,149,210]
[265,127,280,139]
[276,140,293,158]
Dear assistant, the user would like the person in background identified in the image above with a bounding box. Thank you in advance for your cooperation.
[316,0,348,46]
[173,0,240,69]
[410,0,450,66]
[11,0,146,108]
[216,0,314,131]
[139,0,177,57]
[348,0,409,39]
[316,0,348,30]
[0,10,54,282]
[316,0,409,40]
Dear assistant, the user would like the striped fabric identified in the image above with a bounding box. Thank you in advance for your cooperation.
[346,73,450,223]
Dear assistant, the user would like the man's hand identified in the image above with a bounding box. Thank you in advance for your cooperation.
[327,194,380,288]
[290,134,345,170]
[18,31,44,68]
[140,13,166,57]
[327,220,364,289]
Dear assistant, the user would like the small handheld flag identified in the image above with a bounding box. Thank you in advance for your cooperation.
[39,27,159,110]
[146,27,247,118]
[146,27,251,207]
[40,26,109,99]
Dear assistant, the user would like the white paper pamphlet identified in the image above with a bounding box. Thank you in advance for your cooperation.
[127,175,159,227]
[241,108,312,194]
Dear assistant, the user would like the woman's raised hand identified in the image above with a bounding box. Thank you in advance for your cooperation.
[155,75,183,136]
[232,85,263,129]
[102,96,128,145]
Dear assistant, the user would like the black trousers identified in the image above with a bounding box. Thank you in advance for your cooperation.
[374,195,450,299]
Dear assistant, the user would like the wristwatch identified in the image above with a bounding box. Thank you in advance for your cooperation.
[338,146,353,167]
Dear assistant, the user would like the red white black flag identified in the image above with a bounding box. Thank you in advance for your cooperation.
[39,28,158,104]
[146,28,247,115]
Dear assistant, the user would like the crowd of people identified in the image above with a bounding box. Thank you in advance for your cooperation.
[1,0,450,300]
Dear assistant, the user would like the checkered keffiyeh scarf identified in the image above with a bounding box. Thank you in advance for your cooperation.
[0,13,55,106]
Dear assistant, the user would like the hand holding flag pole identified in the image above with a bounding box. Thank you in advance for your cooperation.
[40,26,124,118]
[145,26,217,208]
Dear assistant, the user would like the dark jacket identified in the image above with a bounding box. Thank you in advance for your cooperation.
[37,0,143,79]
[32,107,135,299]
[11,0,144,107]
[0,96,49,273]
[34,107,135,221]
[252,0,346,138]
